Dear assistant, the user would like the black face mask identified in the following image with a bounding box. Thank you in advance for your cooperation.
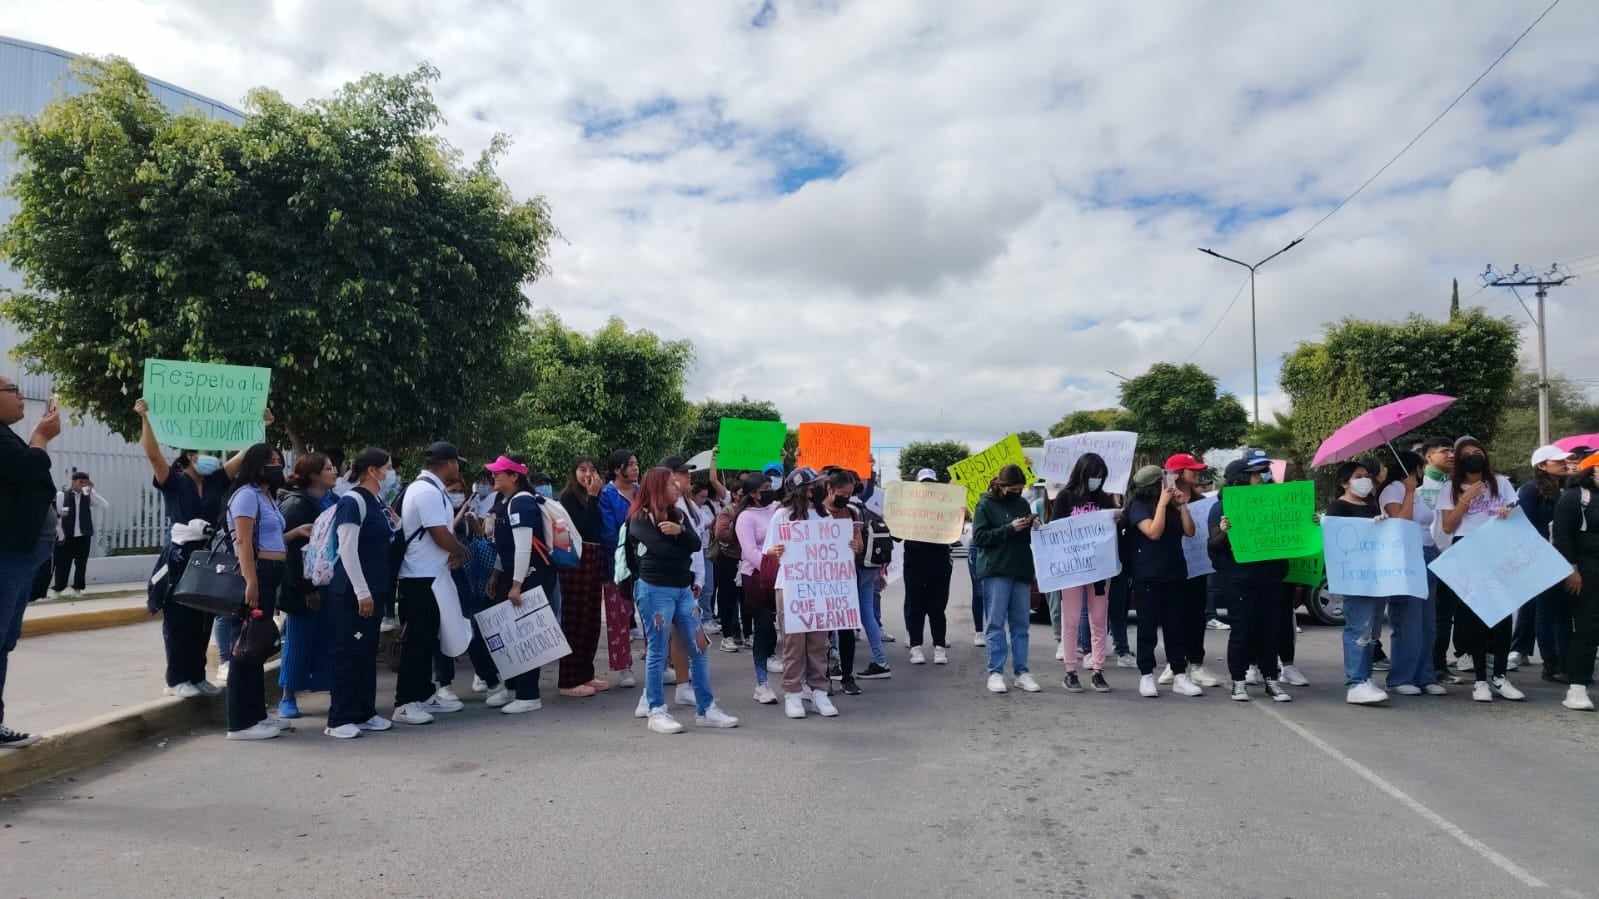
[1460,455,1486,475]
[264,465,285,489]
[758,490,776,505]
[831,494,849,509]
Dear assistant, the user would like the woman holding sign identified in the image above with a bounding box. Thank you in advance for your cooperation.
[1377,452,1442,697]
[1437,439,1525,703]
[973,465,1042,694]
[1211,458,1292,702]
[764,467,843,718]
[1325,460,1391,706]
[1050,455,1116,693]
[1125,465,1198,698]
[485,456,561,717]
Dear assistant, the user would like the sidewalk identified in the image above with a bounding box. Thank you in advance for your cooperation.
[21,582,150,637]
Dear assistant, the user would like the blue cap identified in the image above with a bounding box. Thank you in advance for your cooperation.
[762,461,784,477]
[1242,448,1270,468]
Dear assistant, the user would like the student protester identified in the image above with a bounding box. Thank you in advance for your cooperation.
[223,444,301,741]
[394,443,473,724]
[276,453,338,720]
[322,449,398,739]
[1512,446,1575,680]
[626,466,738,734]
[653,456,707,712]
[557,457,613,696]
[51,471,108,598]
[1553,454,1599,710]
[1378,451,1443,696]
[1209,457,1292,702]
[735,473,781,704]
[695,453,731,632]
[1324,460,1392,706]
[1438,437,1525,702]
[903,468,955,667]
[1049,455,1116,693]
[1125,464,1199,698]
[713,474,757,652]
[1158,453,1221,689]
[964,506,986,646]
[0,377,60,748]
[479,454,560,717]
[764,467,840,718]
[430,470,512,705]
[833,470,892,682]
[599,449,641,688]
[973,465,1042,694]
[1417,437,1464,682]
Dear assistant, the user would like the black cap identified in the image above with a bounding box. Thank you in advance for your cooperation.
[425,441,461,464]
[71,471,90,481]
[660,455,690,473]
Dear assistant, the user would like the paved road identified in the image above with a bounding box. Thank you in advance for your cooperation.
[4,578,1597,898]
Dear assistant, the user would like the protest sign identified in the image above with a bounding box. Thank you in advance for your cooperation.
[717,418,787,471]
[1284,554,1326,587]
[1321,517,1428,598]
[1030,509,1122,592]
[142,358,271,450]
[1428,511,1574,626]
[1221,481,1321,563]
[883,481,967,543]
[1182,494,1217,577]
[775,516,861,634]
[472,586,571,681]
[796,422,872,477]
[947,434,1036,512]
[1037,431,1138,494]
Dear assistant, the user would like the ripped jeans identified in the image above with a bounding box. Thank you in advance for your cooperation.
[1340,595,1389,686]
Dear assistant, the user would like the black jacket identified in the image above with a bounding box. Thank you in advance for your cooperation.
[0,425,54,552]
[1207,494,1287,584]
[628,511,701,588]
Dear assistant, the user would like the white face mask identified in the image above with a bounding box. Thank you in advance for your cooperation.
[1087,477,1104,491]
[446,491,465,509]
[1349,477,1374,498]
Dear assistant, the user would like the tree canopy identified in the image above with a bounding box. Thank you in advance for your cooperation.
[1490,370,1599,481]
[1,58,555,453]
[685,397,783,457]
[1116,363,1249,457]
[898,440,971,482]
[1015,430,1045,447]
[1048,408,1127,438]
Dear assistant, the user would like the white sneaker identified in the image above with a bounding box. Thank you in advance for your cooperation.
[1472,681,1493,702]
[1054,644,1065,661]
[1172,674,1203,697]
[784,692,806,718]
[1264,680,1293,703]
[1014,673,1042,693]
[987,672,1008,694]
[170,682,202,699]
[753,684,778,704]
[1346,680,1389,705]
[674,683,697,707]
[1424,683,1449,696]
[909,646,926,665]
[1506,651,1523,671]
[472,675,488,694]
[393,702,435,725]
[811,691,839,717]
[662,668,678,685]
[1563,684,1594,711]
[1158,665,1175,685]
[647,707,684,734]
[358,715,392,732]
[502,698,542,715]
[225,721,281,741]
[1280,665,1309,687]
[1452,654,1474,672]
[1115,653,1137,669]
[1491,676,1525,701]
[433,686,461,705]
[1206,617,1231,630]
[422,691,464,714]
[1139,674,1158,697]
[933,646,949,665]
[973,632,987,647]
[619,669,637,688]
[1393,684,1423,696]
[47,588,63,600]
[215,662,231,684]
[720,637,740,653]
[696,703,739,728]
[1189,665,1221,688]
[634,692,651,718]
[766,657,784,674]
[380,616,398,633]
[706,621,722,634]
[196,679,223,697]
[324,723,361,739]
[1245,665,1263,686]
[484,685,512,708]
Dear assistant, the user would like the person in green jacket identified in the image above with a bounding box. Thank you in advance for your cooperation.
[973,464,1042,694]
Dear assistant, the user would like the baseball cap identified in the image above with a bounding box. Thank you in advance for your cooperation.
[762,462,785,477]
[1530,445,1574,467]
[1130,465,1164,489]
[659,455,690,473]
[784,466,819,492]
[1163,453,1206,472]
[484,455,528,475]
[1242,448,1270,466]
[1223,459,1259,483]
[915,468,938,482]
[425,441,461,464]
[71,471,90,481]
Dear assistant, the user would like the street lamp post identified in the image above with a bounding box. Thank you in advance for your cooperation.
[1197,239,1303,424]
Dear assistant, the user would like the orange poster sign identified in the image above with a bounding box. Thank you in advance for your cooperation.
[796,422,872,477]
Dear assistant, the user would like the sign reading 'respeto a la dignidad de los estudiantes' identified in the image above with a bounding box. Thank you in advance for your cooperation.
[142,358,271,450]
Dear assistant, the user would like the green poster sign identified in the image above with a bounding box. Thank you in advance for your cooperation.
[142,358,271,450]
[1222,480,1322,563]
[1284,553,1326,587]
[717,418,787,471]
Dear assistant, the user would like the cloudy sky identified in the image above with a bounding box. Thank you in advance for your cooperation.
[9,1,1599,457]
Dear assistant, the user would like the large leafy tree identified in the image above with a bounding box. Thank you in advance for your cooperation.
[1490,370,1599,481]
[1048,408,1128,438]
[1117,363,1249,457]
[1,58,554,453]
[898,440,971,482]
[684,397,783,456]
[1015,430,1045,447]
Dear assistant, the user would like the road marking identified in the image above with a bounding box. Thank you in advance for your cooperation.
[1256,704,1548,890]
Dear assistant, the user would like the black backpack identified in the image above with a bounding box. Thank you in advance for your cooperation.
[853,499,895,568]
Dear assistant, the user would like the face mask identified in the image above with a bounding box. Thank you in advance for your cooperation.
[475,484,492,497]
[379,468,399,498]
[831,494,849,509]
[193,456,221,476]
[1259,471,1274,484]
[536,485,554,498]
[264,464,285,489]
[1349,477,1374,498]
[447,491,466,509]
[1087,477,1104,491]
[1460,455,1486,475]
[769,476,783,492]
[759,490,776,505]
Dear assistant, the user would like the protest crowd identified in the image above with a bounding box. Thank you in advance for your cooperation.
[3,375,1599,748]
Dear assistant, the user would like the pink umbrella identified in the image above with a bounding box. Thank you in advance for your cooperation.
[1311,394,1456,468]
[1554,433,1599,452]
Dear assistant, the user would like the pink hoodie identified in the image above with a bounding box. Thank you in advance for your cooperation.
[735,502,778,582]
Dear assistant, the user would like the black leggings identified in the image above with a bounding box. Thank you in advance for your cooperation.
[904,561,952,648]
[1226,577,1282,681]
[1181,575,1208,665]
[750,607,777,665]
[1134,577,1186,676]
[1453,602,1511,681]
[225,560,282,732]
[715,556,744,640]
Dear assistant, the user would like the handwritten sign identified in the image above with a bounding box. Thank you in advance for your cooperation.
[1284,554,1326,587]
[796,422,872,477]
[1037,431,1138,494]
[1182,494,1218,577]
[1030,509,1122,592]
[883,481,967,544]
[1221,481,1321,563]
[1321,517,1428,598]
[142,358,270,450]
[776,516,861,634]
[948,435,1036,512]
[717,418,787,471]
[472,586,571,681]
[1429,511,1573,627]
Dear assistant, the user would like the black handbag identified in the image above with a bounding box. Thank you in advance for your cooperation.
[171,529,247,617]
[233,611,281,665]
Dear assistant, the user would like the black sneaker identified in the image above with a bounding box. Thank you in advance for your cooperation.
[1090,671,1111,693]
[840,678,863,696]
[1063,672,1083,693]
[1231,681,1250,701]
[828,658,843,681]
[857,662,893,680]
[0,725,37,748]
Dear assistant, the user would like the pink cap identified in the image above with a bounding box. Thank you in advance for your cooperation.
[484,455,528,475]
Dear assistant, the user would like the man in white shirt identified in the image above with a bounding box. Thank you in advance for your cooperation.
[392,442,472,725]
[52,471,109,597]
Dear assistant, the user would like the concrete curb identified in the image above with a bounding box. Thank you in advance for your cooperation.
[21,605,151,638]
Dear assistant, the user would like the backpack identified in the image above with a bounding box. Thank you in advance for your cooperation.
[852,499,895,568]
[712,503,741,557]
[613,521,641,584]
[306,495,365,587]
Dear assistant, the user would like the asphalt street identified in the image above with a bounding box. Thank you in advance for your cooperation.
[3,577,1597,899]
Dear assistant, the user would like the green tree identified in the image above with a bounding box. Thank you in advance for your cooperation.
[1117,363,1249,457]
[1245,411,1301,465]
[1048,408,1127,438]
[1,58,554,453]
[1015,430,1045,447]
[898,440,971,482]
[684,397,783,456]
[1489,370,1599,481]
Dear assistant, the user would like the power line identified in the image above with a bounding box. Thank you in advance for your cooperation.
[1295,0,1562,241]
[1186,275,1251,360]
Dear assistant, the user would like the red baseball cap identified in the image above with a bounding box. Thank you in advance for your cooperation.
[1163,453,1206,472]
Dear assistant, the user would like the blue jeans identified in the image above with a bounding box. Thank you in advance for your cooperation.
[1,534,56,725]
[1341,595,1388,686]
[857,572,888,666]
[1535,587,1571,670]
[967,551,984,631]
[983,576,1031,675]
[637,580,713,715]
[213,614,240,666]
[1385,595,1429,689]
[699,552,717,623]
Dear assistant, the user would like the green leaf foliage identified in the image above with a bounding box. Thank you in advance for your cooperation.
[1015,430,1045,447]
[1116,363,1249,457]
[1489,370,1599,482]
[1047,408,1127,438]
[898,440,972,482]
[685,397,784,459]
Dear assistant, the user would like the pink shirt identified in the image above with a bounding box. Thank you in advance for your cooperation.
[735,502,778,582]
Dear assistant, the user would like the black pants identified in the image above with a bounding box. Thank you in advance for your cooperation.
[488,577,542,701]
[1278,583,1300,665]
[837,629,855,678]
[396,577,443,706]
[1454,602,1511,681]
[1433,580,1463,674]
[433,571,500,688]
[1181,575,1208,665]
[1510,597,1539,657]
[162,599,214,688]
[1134,577,1185,676]
[1226,577,1283,681]
[715,556,744,640]
[52,536,91,592]
[327,587,381,728]
[225,560,282,732]
[1108,574,1131,656]
[904,561,951,648]
[1568,585,1599,687]
[750,607,777,666]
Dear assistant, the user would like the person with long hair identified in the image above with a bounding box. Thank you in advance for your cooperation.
[1375,450,1439,697]
[1125,464,1198,698]
[973,464,1042,694]
[276,452,338,719]
[1049,454,1116,693]
[1158,453,1221,690]
[599,449,641,688]
[557,457,613,696]
[735,473,782,703]
[764,467,841,718]
[1325,459,1391,706]
[1515,446,1576,681]
[323,448,399,738]
[1211,458,1292,702]
[713,473,759,652]
[223,444,295,741]
[903,469,955,667]
[627,466,738,733]
[1438,437,1525,702]
[1553,454,1599,711]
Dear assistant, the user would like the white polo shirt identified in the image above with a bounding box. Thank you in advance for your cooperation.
[399,471,453,578]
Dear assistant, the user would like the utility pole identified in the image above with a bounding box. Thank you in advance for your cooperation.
[1482,264,1575,445]
[1198,238,1303,424]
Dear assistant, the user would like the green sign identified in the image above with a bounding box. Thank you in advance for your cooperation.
[717,418,787,471]
[1284,554,1326,587]
[142,358,271,450]
[1222,480,1322,563]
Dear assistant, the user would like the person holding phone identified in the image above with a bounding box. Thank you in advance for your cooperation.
[1126,465,1198,698]
[1159,453,1221,690]
[1437,437,1523,702]
[0,377,60,748]
[973,464,1041,694]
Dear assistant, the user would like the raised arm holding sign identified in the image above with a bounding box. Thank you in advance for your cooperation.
[141,358,272,450]
[1221,481,1321,563]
